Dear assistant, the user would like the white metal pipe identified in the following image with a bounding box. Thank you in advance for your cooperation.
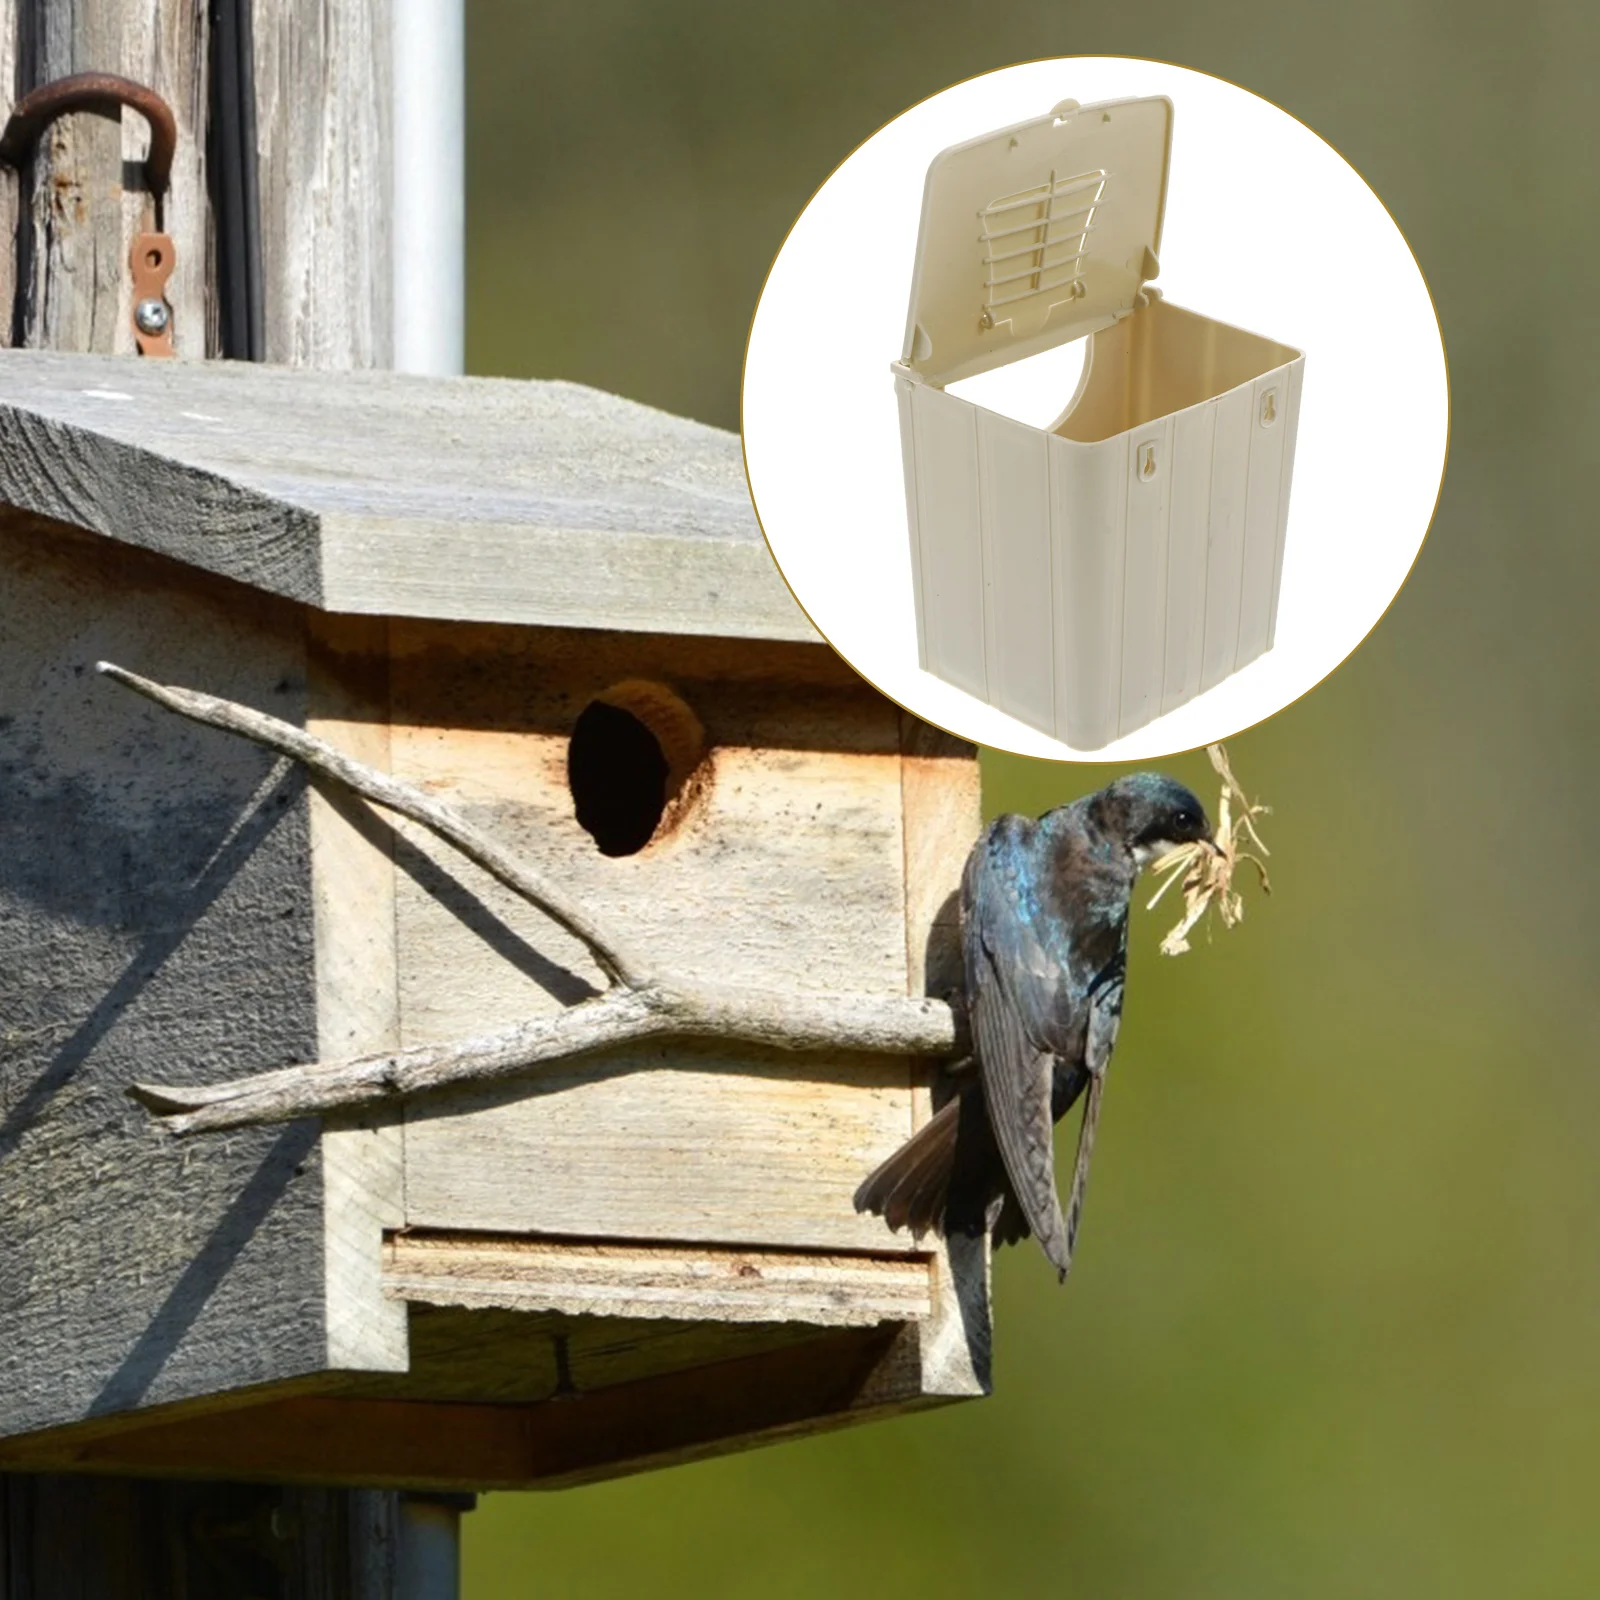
[396,1495,468,1600]
[392,0,466,375]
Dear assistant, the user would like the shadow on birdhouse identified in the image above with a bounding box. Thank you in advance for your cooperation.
[0,352,989,1490]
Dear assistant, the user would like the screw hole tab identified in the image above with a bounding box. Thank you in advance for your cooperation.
[129,230,176,357]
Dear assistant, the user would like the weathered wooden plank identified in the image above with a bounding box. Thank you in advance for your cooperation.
[0,519,334,1442]
[386,621,917,1250]
[340,1303,829,1409]
[0,18,19,330]
[16,1321,935,1492]
[0,1267,953,1491]
[898,713,991,1398]
[0,1475,393,1598]
[0,1371,357,1472]
[14,6,125,354]
[403,1050,921,1253]
[307,614,408,1375]
[252,0,391,368]
[116,0,211,359]
[0,348,811,638]
[899,715,977,1010]
[5,3,208,357]
[0,3,408,1583]
[383,1234,933,1327]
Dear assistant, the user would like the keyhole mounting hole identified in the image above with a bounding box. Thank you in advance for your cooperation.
[567,680,706,857]
[1260,389,1279,427]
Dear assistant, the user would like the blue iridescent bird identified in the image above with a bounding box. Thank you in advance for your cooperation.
[855,773,1215,1279]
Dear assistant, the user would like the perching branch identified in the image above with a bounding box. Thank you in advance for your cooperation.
[97,661,965,1135]
[130,983,962,1136]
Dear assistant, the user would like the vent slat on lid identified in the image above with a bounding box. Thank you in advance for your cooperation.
[901,96,1174,388]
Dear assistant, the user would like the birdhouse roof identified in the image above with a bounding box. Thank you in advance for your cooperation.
[0,349,813,642]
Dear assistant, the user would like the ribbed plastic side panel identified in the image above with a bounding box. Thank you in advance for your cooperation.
[977,410,1055,732]
[1237,367,1296,668]
[1161,401,1218,714]
[1051,431,1128,750]
[1119,415,1175,735]
[907,383,986,698]
[1200,383,1255,692]
[898,343,1301,751]
[1265,356,1305,650]
[895,373,931,668]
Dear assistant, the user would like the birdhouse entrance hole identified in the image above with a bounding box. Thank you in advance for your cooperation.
[568,679,706,856]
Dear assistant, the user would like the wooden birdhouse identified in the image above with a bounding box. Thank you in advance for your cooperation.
[0,348,989,1490]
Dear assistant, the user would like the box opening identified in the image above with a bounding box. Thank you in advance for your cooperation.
[1053,298,1299,444]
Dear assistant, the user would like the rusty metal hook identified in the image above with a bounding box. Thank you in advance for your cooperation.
[0,71,176,194]
[0,73,181,356]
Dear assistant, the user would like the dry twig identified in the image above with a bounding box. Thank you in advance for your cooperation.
[97,661,966,1134]
[1146,743,1272,956]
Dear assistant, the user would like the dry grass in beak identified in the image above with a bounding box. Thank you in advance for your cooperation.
[1147,744,1272,956]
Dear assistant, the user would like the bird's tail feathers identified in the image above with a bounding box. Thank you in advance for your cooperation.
[852,1098,961,1238]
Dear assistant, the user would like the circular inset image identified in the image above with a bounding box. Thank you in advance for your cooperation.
[742,59,1448,759]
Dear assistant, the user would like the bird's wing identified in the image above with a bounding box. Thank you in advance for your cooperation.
[1083,946,1127,1078]
[964,826,1077,1274]
[969,932,1072,1273]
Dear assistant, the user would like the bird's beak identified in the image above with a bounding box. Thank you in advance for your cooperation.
[1204,835,1223,857]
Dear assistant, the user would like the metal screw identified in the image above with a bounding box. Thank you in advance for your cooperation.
[134,297,170,336]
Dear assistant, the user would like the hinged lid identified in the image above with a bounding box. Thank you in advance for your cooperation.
[901,95,1174,387]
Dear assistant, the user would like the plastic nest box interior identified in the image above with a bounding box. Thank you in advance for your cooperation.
[893,95,1304,749]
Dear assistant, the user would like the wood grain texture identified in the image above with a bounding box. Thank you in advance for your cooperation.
[14,4,125,354]
[0,347,812,638]
[0,1475,392,1598]
[0,15,18,328]
[0,526,987,1485]
[105,647,960,1133]
[114,0,211,359]
[6,1,209,357]
[102,656,647,987]
[404,1049,925,1253]
[385,624,922,1251]
[306,614,408,1375]
[252,0,391,368]
[897,713,992,1398]
[344,1302,831,1407]
[5,1320,948,1492]
[135,984,961,1135]
[0,521,333,1442]
[0,7,408,1579]
[382,1234,934,1327]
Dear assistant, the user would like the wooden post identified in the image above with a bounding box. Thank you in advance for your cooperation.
[251,0,392,368]
[0,3,456,1594]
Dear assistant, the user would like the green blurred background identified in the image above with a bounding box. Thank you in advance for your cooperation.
[462,3,1600,1594]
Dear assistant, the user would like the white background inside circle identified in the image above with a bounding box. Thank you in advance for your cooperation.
[742,59,1448,761]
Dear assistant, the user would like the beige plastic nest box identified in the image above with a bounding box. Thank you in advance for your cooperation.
[894,95,1305,749]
